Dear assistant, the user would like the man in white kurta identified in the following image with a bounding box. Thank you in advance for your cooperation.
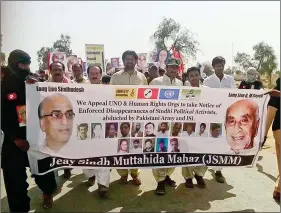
[181,66,208,188]
[81,64,111,197]
[203,56,236,183]
[110,50,147,186]
[150,58,182,195]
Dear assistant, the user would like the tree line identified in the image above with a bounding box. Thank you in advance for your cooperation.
[1,18,279,78]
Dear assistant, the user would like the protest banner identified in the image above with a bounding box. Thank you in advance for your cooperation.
[26,83,269,175]
[85,44,105,72]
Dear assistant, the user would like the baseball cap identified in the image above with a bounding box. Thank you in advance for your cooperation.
[166,58,180,66]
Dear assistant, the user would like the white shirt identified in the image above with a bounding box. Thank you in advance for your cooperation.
[227,148,258,156]
[182,131,196,137]
[110,70,147,85]
[150,74,183,86]
[156,131,170,137]
[39,140,72,157]
[196,132,208,137]
[130,147,143,154]
[203,74,236,88]
[118,150,128,154]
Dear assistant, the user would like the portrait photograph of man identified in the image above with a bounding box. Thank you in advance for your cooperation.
[51,51,65,64]
[130,139,143,154]
[119,122,131,137]
[117,139,129,154]
[143,138,155,153]
[210,123,222,138]
[16,105,26,127]
[225,99,260,154]
[182,123,196,137]
[169,138,180,152]
[38,93,74,153]
[131,122,144,137]
[156,138,168,153]
[156,122,170,137]
[196,123,208,137]
[144,122,156,137]
[171,122,183,137]
[77,123,89,140]
[91,123,103,139]
[105,123,118,138]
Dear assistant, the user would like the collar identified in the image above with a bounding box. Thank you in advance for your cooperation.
[121,69,138,75]
[163,74,176,82]
[212,73,227,80]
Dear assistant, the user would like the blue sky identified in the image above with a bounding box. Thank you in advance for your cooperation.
[1,1,280,71]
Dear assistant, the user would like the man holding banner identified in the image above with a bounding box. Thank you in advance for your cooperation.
[181,66,208,188]
[47,61,72,179]
[83,64,111,197]
[150,58,182,195]
[203,56,236,183]
[2,50,57,211]
[110,50,147,185]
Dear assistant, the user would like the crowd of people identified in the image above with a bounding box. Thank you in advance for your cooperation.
[1,49,280,212]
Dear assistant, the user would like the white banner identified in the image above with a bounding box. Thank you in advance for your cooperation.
[26,83,269,174]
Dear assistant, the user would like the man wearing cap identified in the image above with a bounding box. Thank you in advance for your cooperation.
[1,50,57,211]
[150,58,182,86]
[150,58,182,195]
[147,64,159,84]
[110,50,147,186]
[238,67,263,90]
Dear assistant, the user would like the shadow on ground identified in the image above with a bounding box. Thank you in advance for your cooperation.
[1,173,236,212]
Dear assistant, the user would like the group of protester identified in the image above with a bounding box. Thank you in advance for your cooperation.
[1,49,280,212]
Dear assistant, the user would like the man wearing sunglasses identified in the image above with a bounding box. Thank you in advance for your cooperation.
[38,93,74,153]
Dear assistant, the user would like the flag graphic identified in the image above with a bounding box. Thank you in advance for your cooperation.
[138,88,159,99]
[7,93,17,101]
[159,89,180,100]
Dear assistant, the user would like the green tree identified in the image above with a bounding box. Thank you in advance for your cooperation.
[53,34,72,57]
[234,42,278,80]
[36,34,73,70]
[1,52,6,66]
[235,70,242,75]
[234,52,256,70]
[150,17,199,62]
[37,47,54,70]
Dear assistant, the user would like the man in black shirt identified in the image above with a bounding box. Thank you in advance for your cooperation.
[238,67,263,90]
[1,50,57,211]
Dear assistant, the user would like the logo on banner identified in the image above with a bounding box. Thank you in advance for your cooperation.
[7,93,17,101]
[181,89,202,100]
[137,88,159,99]
[159,89,180,100]
[115,88,137,99]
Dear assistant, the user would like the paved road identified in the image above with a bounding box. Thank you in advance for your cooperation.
[1,132,280,212]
